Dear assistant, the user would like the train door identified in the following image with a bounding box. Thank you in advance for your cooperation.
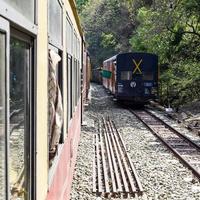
[0,16,35,200]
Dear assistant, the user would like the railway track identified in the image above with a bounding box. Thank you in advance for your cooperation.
[129,109,200,180]
[93,117,143,198]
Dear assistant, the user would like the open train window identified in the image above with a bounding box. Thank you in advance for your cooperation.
[143,72,154,81]
[121,71,132,80]
[48,46,64,163]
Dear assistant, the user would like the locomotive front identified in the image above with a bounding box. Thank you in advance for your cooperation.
[115,52,158,104]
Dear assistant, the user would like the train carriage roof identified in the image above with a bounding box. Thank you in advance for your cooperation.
[69,0,84,37]
[103,52,158,63]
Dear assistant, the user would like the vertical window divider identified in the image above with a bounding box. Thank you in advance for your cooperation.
[0,16,10,200]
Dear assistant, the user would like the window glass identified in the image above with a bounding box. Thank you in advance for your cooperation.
[9,37,31,199]
[72,60,75,112]
[121,71,132,80]
[3,0,34,22]
[75,61,77,106]
[70,59,73,118]
[66,18,72,55]
[48,0,62,46]
[143,72,153,81]
[0,33,6,200]
[67,55,72,121]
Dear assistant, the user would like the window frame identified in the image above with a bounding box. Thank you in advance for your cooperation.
[120,71,133,81]
[0,17,36,200]
[66,14,73,56]
[48,0,63,50]
[10,28,34,200]
[0,0,37,34]
[66,54,72,126]
[0,16,10,200]
[48,44,65,185]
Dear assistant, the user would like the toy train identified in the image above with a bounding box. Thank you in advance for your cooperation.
[102,52,159,104]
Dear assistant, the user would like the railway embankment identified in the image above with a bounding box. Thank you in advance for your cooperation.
[71,83,200,200]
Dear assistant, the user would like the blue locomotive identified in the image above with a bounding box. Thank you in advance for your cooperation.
[102,52,159,104]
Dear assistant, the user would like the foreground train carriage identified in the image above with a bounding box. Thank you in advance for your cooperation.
[0,0,90,199]
[102,52,159,104]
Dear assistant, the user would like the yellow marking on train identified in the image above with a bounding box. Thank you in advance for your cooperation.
[132,59,142,74]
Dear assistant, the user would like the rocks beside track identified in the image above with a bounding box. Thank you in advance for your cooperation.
[71,83,200,200]
[149,100,200,135]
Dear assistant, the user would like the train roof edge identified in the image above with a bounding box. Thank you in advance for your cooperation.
[69,0,83,37]
[103,52,158,63]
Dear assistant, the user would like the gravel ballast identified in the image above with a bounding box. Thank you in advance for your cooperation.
[71,83,200,200]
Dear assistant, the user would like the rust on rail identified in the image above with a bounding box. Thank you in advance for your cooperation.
[93,117,143,197]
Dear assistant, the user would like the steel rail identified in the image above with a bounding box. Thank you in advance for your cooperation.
[92,134,96,193]
[102,117,117,193]
[130,109,200,180]
[107,119,137,193]
[99,121,110,193]
[110,119,143,193]
[145,109,200,150]
[105,120,123,192]
[106,120,129,193]
[96,133,103,192]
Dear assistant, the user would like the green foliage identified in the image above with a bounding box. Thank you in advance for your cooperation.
[101,33,117,48]
[128,0,200,107]
[79,0,200,106]
[80,0,134,68]
[75,0,89,13]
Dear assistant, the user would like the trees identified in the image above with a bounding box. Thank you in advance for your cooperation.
[79,0,134,68]
[78,0,200,106]
[127,0,200,106]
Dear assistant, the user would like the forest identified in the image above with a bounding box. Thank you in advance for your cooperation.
[76,0,200,108]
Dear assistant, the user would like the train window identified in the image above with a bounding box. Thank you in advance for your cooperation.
[0,32,6,200]
[143,72,154,81]
[74,60,76,106]
[66,17,73,55]
[77,62,80,103]
[48,48,64,163]
[9,36,32,199]
[75,60,78,106]
[121,71,132,80]
[67,55,73,121]
[77,40,80,61]
[3,0,35,22]
[72,59,75,112]
[48,0,62,47]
